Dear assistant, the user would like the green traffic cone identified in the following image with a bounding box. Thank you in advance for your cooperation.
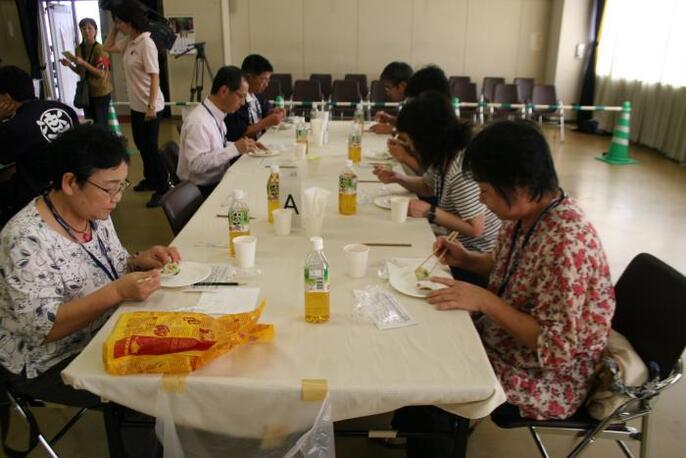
[596,101,637,165]
[107,101,123,137]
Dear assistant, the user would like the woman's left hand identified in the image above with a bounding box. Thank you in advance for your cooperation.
[135,246,181,270]
[74,56,86,67]
[425,277,496,312]
[144,106,156,121]
[407,198,430,218]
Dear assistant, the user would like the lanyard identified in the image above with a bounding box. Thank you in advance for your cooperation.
[497,189,566,297]
[201,102,228,147]
[44,194,119,282]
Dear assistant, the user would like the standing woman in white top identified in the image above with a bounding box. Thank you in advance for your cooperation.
[104,0,169,208]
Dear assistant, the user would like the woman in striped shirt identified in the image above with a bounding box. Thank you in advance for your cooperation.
[373,91,501,285]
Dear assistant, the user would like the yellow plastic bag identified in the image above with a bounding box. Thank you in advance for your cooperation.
[103,300,274,375]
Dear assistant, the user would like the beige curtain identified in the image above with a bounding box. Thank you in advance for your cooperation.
[595,77,686,164]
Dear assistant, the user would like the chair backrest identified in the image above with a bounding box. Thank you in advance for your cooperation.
[451,81,478,103]
[344,73,368,98]
[161,181,204,235]
[493,83,519,105]
[309,73,333,99]
[160,141,180,185]
[448,76,470,89]
[531,84,557,105]
[369,79,387,103]
[292,79,323,102]
[482,76,505,101]
[262,79,282,101]
[331,80,362,103]
[514,77,534,103]
[612,253,686,380]
[271,73,293,98]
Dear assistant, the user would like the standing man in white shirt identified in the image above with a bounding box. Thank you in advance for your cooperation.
[177,66,258,197]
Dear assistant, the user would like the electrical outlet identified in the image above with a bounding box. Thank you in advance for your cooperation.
[575,43,586,59]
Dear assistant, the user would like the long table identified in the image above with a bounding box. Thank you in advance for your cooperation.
[63,121,505,440]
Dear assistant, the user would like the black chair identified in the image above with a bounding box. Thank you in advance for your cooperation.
[292,79,323,117]
[309,73,333,99]
[450,81,478,122]
[448,75,470,91]
[160,141,180,187]
[262,79,282,103]
[514,77,535,103]
[331,80,362,119]
[492,253,686,458]
[344,73,368,99]
[160,181,205,235]
[491,83,521,120]
[481,76,505,102]
[270,73,293,98]
[531,84,565,141]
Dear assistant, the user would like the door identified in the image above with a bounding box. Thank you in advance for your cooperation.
[45,2,79,110]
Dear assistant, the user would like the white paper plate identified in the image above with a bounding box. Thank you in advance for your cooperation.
[248,148,281,158]
[387,260,450,298]
[374,196,392,209]
[160,262,212,288]
[366,150,392,161]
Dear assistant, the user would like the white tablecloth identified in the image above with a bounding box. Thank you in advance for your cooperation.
[62,121,506,438]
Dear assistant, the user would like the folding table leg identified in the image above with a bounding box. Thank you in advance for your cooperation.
[103,403,128,458]
[451,416,470,458]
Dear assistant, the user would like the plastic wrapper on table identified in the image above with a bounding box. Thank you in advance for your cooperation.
[103,300,274,375]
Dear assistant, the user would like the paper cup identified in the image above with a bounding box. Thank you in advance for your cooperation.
[272,208,293,236]
[311,119,324,146]
[344,244,370,278]
[294,143,307,160]
[233,236,257,269]
[390,197,410,223]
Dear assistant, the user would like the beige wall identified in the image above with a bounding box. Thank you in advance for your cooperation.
[163,0,227,113]
[228,0,552,89]
[0,0,31,73]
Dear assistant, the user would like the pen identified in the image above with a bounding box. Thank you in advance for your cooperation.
[192,282,243,286]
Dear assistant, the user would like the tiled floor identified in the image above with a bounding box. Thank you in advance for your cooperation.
[3,123,685,457]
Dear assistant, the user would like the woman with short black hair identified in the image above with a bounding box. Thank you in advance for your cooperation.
[0,125,179,407]
[373,91,501,285]
[103,0,169,208]
[428,120,615,420]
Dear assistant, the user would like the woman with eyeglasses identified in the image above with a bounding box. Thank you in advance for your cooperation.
[0,125,179,407]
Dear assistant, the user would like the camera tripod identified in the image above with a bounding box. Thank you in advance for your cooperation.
[175,42,214,102]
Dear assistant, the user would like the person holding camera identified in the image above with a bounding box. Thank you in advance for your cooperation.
[104,0,169,208]
[60,18,112,128]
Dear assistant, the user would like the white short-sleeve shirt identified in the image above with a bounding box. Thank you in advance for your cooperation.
[121,32,165,113]
[0,199,130,378]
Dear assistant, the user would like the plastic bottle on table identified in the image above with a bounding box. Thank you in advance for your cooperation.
[304,236,330,324]
[295,117,309,155]
[353,103,365,132]
[228,189,250,256]
[347,122,362,163]
[338,160,357,215]
[266,164,280,223]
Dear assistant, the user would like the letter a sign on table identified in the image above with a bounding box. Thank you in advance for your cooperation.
[280,166,303,228]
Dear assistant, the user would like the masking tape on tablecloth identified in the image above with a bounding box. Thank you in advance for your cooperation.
[301,378,328,402]
[161,374,188,393]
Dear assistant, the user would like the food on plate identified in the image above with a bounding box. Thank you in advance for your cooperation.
[161,262,180,276]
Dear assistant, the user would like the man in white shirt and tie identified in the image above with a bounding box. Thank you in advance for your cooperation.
[177,66,258,197]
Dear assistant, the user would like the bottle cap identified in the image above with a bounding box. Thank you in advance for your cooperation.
[346,159,353,168]
[232,189,246,200]
[270,164,280,173]
[310,236,323,251]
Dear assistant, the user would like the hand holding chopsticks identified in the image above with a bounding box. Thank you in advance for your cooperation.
[414,231,459,280]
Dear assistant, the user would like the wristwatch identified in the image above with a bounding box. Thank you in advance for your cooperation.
[427,205,437,223]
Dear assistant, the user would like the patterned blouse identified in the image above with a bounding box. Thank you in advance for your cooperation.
[476,195,615,419]
[0,199,129,378]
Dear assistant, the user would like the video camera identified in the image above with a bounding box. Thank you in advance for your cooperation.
[99,0,176,52]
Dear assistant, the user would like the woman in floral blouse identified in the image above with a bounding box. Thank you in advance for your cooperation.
[0,125,179,407]
[428,120,615,420]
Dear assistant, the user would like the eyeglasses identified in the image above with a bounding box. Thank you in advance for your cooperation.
[87,179,131,197]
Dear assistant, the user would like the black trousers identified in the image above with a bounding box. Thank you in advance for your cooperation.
[130,110,168,194]
[450,265,490,288]
[84,94,111,129]
[392,406,469,458]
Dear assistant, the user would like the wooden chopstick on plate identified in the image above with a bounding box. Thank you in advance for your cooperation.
[363,242,412,247]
